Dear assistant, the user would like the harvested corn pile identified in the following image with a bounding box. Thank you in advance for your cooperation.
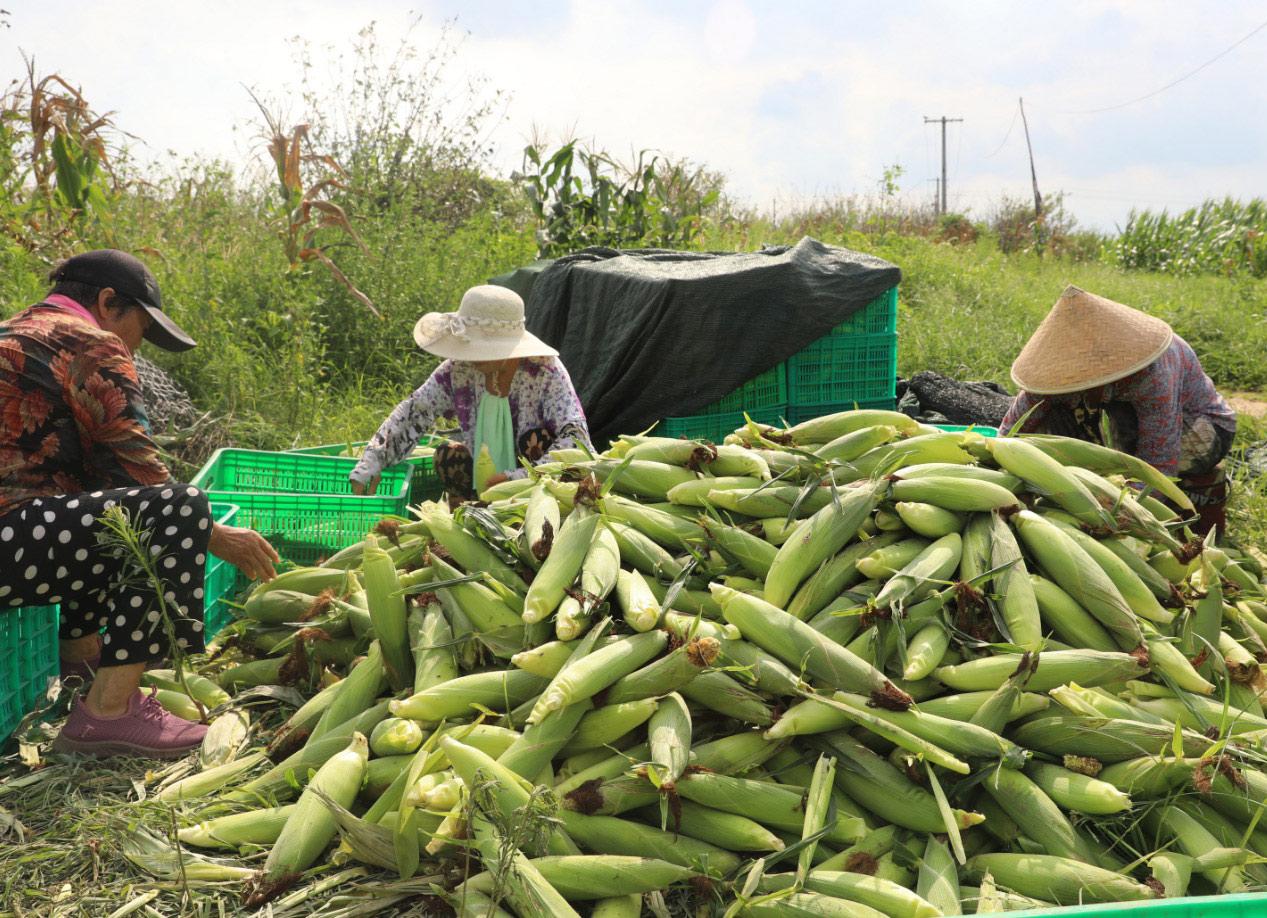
[16,409,1267,916]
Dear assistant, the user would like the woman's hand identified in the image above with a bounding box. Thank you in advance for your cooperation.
[209,522,281,582]
[351,476,381,496]
[484,472,509,489]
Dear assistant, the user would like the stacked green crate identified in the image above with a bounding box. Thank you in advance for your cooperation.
[288,437,444,503]
[659,363,788,442]
[659,287,898,440]
[783,287,898,423]
[191,449,410,570]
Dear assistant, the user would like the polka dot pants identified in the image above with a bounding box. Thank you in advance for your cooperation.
[0,484,214,666]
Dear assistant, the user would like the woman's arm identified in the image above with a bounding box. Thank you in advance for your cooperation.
[351,366,454,489]
[506,359,593,481]
[1116,359,1183,477]
[73,337,172,488]
[998,391,1051,436]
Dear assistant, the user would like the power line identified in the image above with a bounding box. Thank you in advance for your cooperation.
[983,100,1021,159]
[1058,15,1267,114]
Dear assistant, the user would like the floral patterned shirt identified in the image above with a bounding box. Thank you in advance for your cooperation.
[351,357,593,484]
[1000,334,1237,476]
[0,303,170,516]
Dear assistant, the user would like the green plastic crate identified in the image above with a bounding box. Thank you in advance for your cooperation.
[659,404,789,443]
[784,397,897,426]
[0,603,59,745]
[932,423,999,437]
[1003,893,1267,917]
[191,449,410,568]
[203,502,241,639]
[694,364,788,416]
[787,330,897,406]
[785,288,899,408]
[288,438,444,503]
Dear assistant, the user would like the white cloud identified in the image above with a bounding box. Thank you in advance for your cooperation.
[3,0,1263,230]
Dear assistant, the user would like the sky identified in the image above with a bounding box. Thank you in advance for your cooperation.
[4,1,1265,232]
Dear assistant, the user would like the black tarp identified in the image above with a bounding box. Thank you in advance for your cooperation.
[523,237,901,445]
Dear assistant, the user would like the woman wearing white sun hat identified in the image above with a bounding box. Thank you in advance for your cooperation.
[350,285,593,499]
[1000,285,1237,534]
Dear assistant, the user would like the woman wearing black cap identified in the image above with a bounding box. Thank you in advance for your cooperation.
[0,250,279,758]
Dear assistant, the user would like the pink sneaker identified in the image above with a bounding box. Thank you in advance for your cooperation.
[60,636,102,685]
[52,688,207,759]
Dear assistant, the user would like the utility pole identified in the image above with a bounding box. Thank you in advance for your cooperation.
[924,115,963,216]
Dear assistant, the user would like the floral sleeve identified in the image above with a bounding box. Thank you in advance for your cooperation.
[352,364,455,486]
[999,391,1052,436]
[64,336,171,487]
[505,359,594,481]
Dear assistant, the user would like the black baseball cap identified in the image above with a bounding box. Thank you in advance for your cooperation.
[58,249,197,352]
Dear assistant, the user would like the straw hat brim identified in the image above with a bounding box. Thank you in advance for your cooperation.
[1010,286,1174,395]
[412,312,559,361]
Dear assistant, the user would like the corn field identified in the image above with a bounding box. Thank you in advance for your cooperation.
[1112,198,1267,278]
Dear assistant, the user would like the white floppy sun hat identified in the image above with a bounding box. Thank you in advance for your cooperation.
[1010,285,1174,395]
[413,285,559,361]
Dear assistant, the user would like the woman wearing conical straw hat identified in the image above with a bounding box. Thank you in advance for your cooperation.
[350,285,593,500]
[1000,285,1236,535]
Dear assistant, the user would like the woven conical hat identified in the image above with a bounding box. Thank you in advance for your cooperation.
[1010,285,1173,395]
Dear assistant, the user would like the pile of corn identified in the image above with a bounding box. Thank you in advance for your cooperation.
[158,409,1267,916]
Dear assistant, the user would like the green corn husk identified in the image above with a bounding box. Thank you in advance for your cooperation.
[764,478,889,609]
[245,733,369,908]
[200,708,251,770]
[558,811,740,875]
[705,485,834,519]
[589,458,699,500]
[613,568,661,632]
[1023,434,1193,511]
[1029,575,1118,653]
[409,600,460,693]
[820,733,984,833]
[759,869,943,918]
[963,853,1158,905]
[873,533,962,610]
[674,771,863,847]
[604,518,683,580]
[919,690,1049,723]
[668,475,764,507]
[391,669,549,721]
[982,764,1095,863]
[787,531,904,621]
[521,483,562,570]
[933,649,1145,693]
[560,698,659,756]
[713,584,910,708]
[1010,716,1210,762]
[529,630,668,724]
[700,516,779,578]
[362,537,413,692]
[463,855,696,900]
[681,670,774,727]
[179,805,295,849]
[918,835,963,916]
[523,509,601,623]
[422,505,528,595]
[308,641,388,745]
[468,815,583,918]
[603,635,719,704]
[1049,519,1174,625]
[1012,511,1144,652]
[986,511,1043,651]
[429,553,526,658]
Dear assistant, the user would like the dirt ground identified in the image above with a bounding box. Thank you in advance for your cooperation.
[1227,391,1267,419]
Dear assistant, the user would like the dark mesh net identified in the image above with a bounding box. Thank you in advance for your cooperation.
[133,354,198,431]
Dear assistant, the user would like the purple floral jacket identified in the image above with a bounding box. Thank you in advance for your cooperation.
[351,357,593,484]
